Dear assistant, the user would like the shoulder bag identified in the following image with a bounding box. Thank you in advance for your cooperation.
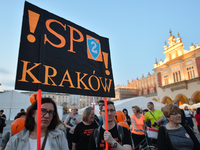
[41,131,49,150]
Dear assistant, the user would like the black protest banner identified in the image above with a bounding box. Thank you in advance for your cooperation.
[15,1,115,97]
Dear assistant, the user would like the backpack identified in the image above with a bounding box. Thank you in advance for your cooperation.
[93,124,124,148]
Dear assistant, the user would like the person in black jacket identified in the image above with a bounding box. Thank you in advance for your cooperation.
[157,104,200,150]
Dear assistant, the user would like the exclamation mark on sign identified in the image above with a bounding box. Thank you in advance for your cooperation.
[102,52,110,76]
[27,10,40,43]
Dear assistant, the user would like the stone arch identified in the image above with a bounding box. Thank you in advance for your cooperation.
[174,94,189,105]
[161,96,173,105]
[191,91,200,103]
[152,98,158,102]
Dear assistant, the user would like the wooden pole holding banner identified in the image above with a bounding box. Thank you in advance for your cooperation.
[37,89,42,150]
[104,97,108,150]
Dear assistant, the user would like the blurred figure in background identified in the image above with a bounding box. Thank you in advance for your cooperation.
[161,107,168,126]
[97,100,104,127]
[0,111,26,150]
[195,108,200,134]
[72,107,98,150]
[184,106,194,129]
[56,113,66,135]
[174,102,187,126]
[131,106,145,150]
[20,109,25,112]
[123,108,131,126]
[143,109,152,146]
[140,108,143,114]
[144,102,164,147]
[0,110,6,138]
[64,107,81,150]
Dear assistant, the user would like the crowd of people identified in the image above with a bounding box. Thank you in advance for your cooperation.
[0,98,200,150]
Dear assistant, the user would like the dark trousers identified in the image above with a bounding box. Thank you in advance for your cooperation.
[67,132,73,150]
[197,125,200,133]
[132,133,145,150]
[0,125,3,133]
[186,117,194,129]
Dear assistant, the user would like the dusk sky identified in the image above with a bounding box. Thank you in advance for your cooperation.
[1,0,200,91]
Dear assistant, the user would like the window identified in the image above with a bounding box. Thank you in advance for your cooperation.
[164,75,168,85]
[144,90,147,95]
[151,88,153,93]
[173,71,181,82]
[187,66,195,79]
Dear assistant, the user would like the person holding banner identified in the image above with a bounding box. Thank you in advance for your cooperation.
[88,101,132,150]
[5,98,69,150]
[72,107,98,150]
[157,104,200,150]
[64,107,81,150]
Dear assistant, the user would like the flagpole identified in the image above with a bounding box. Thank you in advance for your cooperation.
[37,89,42,150]
[104,97,108,150]
[92,97,95,109]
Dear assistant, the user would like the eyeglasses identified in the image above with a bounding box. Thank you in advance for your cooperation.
[170,113,181,116]
[101,109,115,113]
[41,108,55,117]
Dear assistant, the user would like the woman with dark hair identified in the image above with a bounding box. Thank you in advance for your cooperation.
[195,108,200,134]
[122,108,131,126]
[158,104,200,150]
[72,107,98,150]
[5,98,69,150]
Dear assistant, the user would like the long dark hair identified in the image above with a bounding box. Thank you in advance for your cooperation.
[123,108,128,115]
[25,98,59,132]
[197,108,200,114]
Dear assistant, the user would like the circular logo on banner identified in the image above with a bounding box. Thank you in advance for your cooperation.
[185,133,190,138]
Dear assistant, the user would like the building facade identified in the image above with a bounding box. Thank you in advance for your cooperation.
[22,92,104,109]
[114,32,200,105]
